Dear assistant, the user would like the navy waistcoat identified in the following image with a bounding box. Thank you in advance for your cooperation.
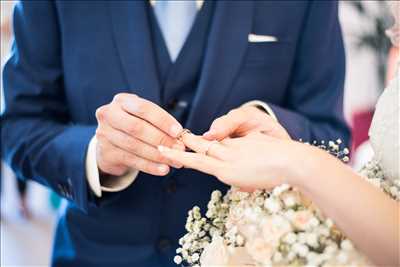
[147,1,215,124]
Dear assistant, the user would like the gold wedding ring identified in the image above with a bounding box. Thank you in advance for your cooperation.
[204,140,219,156]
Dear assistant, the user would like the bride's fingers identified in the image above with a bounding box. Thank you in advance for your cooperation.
[181,133,228,159]
[180,132,210,152]
[158,145,222,176]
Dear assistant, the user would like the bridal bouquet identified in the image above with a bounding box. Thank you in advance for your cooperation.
[173,140,381,267]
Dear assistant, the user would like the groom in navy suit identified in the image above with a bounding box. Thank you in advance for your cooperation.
[1,1,349,266]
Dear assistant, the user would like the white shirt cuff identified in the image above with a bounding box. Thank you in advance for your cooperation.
[85,136,139,197]
[241,100,278,122]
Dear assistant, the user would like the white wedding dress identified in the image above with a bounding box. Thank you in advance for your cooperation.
[369,72,399,183]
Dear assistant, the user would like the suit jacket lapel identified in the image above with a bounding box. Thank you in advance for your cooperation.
[186,1,254,134]
[108,1,161,104]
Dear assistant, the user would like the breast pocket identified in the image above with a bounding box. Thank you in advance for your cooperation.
[243,40,294,68]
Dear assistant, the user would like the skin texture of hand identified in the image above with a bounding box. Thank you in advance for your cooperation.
[95,93,185,177]
[159,132,305,190]
[203,106,290,141]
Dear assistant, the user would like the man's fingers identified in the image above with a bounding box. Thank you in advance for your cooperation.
[158,146,221,176]
[96,124,182,168]
[101,140,169,176]
[116,93,183,138]
[120,152,170,176]
[97,138,170,176]
[104,105,178,148]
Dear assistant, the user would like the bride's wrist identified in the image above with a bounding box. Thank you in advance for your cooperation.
[285,143,323,189]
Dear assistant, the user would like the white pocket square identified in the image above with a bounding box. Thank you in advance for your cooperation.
[248,34,278,43]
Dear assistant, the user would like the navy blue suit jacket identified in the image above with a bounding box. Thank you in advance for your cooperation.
[1,1,349,266]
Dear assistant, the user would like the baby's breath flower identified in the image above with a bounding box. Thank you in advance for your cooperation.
[283,195,296,208]
[324,244,338,255]
[297,233,307,244]
[272,251,283,263]
[283,232,297,244]
[236,234,245,246]
[275,184,290,195]
[264,198,282,213]
[255,196,264,206]
[191,253,200,262]
[337,251,349,264]
[173,255,183,265]
[341,239,354,251]
[325,218,334,228]
[309,217,320,228]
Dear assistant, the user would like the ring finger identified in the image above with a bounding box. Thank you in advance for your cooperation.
[181,132,229,160]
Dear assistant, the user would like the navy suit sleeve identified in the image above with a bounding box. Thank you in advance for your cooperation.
[269,1,350,146]
[1,1,95,211]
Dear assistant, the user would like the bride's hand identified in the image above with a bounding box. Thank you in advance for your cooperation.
[159,132,309,190]
[203,106,291,141]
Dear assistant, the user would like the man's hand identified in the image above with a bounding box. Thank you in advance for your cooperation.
[95,93,184,176]
[203,106,290,141]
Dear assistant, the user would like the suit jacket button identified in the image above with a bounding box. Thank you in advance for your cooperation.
[158,238,171,252]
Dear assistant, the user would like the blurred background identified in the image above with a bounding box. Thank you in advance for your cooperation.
[0,1,398,266]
